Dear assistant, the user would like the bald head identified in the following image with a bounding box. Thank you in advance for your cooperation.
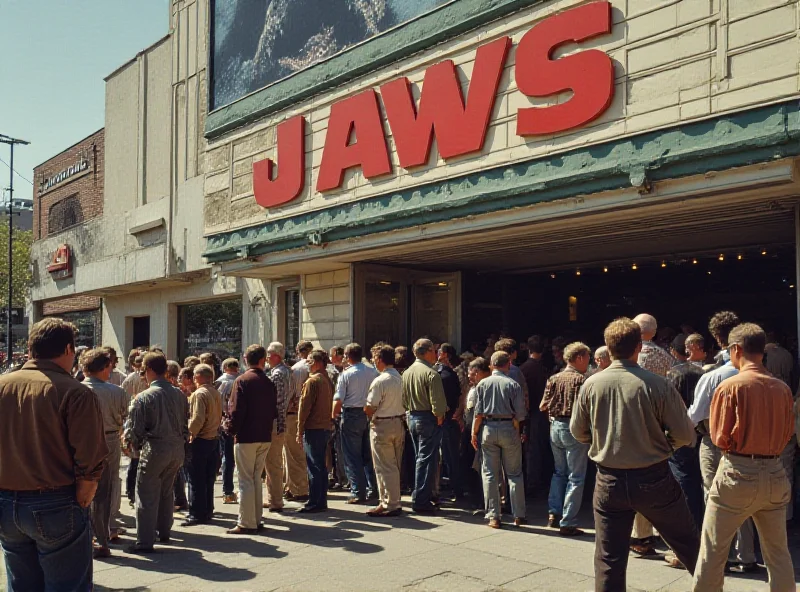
[634,314,657,341]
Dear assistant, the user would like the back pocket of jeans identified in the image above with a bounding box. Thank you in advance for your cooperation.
[32,504,78,544]
[769,470,790,506]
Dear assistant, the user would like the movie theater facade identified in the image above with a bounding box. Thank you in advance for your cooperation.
[201,0,800,352]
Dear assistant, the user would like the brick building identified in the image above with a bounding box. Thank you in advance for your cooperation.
[31,129,104,347]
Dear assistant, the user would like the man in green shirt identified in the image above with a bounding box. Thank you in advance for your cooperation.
[402,339,447,513]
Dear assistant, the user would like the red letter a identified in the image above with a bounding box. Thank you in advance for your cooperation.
[253,115,306,208]
[316,89,392,192]
[381,36,510,168]
[516,1,614,136]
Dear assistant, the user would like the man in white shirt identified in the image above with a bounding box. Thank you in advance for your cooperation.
[365,344,405,517]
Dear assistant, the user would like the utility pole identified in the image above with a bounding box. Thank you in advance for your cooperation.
[0,135,30,365]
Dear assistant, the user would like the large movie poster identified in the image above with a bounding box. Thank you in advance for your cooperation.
[211,0,452,110]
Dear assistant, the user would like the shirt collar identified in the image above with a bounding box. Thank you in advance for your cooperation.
[719,349,731,364]
[84,376,107,385]
[610,359,639,369]
[22,359,72,376]
[491,369,508,376]
[415,359,433,369]
[150,378,171,388]
[383,367,401,377]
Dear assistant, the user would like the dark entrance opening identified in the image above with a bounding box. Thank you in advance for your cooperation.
[132,316,151,349]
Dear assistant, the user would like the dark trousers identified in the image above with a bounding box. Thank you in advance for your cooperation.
[340,408,378,499]
[408,412,442,509]
[126,457,139,504]
[668,440,705,532]
[594,460,700,592]
[441,418,463,496]
[401,427,416,490]
[304,429,331,510]
[188,437,219,521]
[221,432,236,496]
[0,487,92,592]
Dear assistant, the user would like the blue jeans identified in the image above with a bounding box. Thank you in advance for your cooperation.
[221,432,236,496]
[0,486,92,592]
[441,419,463,496]
[481,421,526,520]
[548,419,590,527]
[303,429,331,510]
[668,437,704,532]
[408,412,442,508]
[340,408,378,499]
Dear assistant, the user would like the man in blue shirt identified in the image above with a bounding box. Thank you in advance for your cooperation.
[471,351,527,529]
[333,343,379,503]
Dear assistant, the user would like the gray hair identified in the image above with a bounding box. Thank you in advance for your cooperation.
[413,339,434,358]
[564,342,591,363]
[633,313,657,338]
[166,360,181,380]
[193,363,214,381]
[490,351,510,368]
[594,346,610,360]
[267,342,285,357]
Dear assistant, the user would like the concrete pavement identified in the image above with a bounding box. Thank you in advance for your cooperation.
[2,460,799,591]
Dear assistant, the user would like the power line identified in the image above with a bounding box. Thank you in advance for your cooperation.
[0,157,33,186]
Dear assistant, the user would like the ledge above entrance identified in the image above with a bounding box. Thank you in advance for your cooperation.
[203,101,800,266]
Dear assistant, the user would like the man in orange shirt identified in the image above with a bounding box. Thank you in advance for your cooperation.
[692,323,795,591]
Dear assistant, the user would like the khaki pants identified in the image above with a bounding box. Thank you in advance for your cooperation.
[699,435,756,563]
[692,455,794,592]
[780,436,796,521]
[265,424,285,509]
[632,513,653,540]
[370,417,405,511]
[284,414,309,496]
[235,442,271,529]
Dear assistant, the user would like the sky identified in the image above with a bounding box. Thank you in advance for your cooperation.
[0,0,169,202]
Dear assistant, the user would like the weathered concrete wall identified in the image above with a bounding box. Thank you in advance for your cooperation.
[202,0,800,237]
[301,267,352,351]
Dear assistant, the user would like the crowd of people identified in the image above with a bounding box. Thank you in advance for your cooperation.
[0,311,798,591]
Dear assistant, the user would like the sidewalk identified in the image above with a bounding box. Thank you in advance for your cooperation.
[2,467,799,591]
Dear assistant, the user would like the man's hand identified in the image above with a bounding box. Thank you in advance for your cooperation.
[456,417,465,432]
[76,480,99,508]
[437,415,444,426]
[471,433,479,450]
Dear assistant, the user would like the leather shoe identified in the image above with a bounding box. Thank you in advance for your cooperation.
[514,517,528,527]
[226,525,257,535]
[412,503,436,514]
[559,526,586,537]
[181,517,205,527]
[488,518,502,529]
[547,513,560,528]
[93,545,112,559]
[126,544,155,554]
[345,496,366,505]
[267,506,284,513]
[297,506,326,514]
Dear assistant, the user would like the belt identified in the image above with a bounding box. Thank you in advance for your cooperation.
[552,416,571,421]
[485,417,513,422]
[286,412,297,416]
[726,451,779,460]
[105,430,120,435]
[372,414,404,421]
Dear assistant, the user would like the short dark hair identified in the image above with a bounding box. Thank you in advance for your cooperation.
[307,349,328,366]
[166,360,181,380]
[494,338,517,354]
[296,340,314,356]
[604,318,642,360]
[199,352,219,366]
[728,323,767,355]
[128,349,139,364]
[438,343,459,366]
[344,343,363,363]
[527,335,545,354]
[469,357,490,373]
[178,367,194,382]
[244,344,267,367]
[372,344,395,367]
[80,348,111,374]
[183,356,201,370]
[709,311,741,348]
[329,346,344,357]
[103,346,118,361]
[28,318,77,360]
[394,346,413,371]
[142,351,168,376]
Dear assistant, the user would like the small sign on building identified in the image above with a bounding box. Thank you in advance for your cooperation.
[47,244,72,280]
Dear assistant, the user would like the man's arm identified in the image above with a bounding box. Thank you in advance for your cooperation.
[125,394,148,451]
[228,379,245,436]
[187,391,206,439]
[273,370,288,434]
[365,376,381,419]
[569,385,592,444]
[64,385,109,490]
[297,379,317,440]
[662,383,697,449]
[708,384,737,451]
[539,378,554,413]
[687,372,714,426]
[429,373,447,424]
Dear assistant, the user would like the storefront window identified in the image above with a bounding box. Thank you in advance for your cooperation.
[51,309,101,349]
[364,280,402,348]
[285,289,300,359]
[178,298,242,362]
[413,281,450,345]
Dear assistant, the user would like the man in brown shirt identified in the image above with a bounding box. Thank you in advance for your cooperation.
[183,363,223,527]
[692,323,795,591]
[0,318,107,591]
[297,349,336,513]
[539,342,591,537]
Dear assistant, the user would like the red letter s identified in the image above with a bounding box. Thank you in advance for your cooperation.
[253,115,306,208]
[515,1,614,136]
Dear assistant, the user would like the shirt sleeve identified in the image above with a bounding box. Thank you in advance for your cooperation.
[687,372,714,425]
[709,383,738,451]
[334,371,347,402]
[540,378,554,413]
[569,384,592,444]
[125,394,148,452]
[366,375,381,409]
[64,385,108,482]
[228,378,245,437]
[273,370,288,434]
[661,382,696,450]
[511,382,527,422]
[429,372,448,418]
[298,378,317,434]
[188,392,206,438]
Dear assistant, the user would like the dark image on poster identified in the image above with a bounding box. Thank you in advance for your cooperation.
[211,0,452,110]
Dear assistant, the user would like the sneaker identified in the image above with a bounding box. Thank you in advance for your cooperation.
[223,494,237,504]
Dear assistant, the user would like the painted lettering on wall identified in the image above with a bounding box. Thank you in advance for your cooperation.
[253,1,614,209]
[38,155,91,197]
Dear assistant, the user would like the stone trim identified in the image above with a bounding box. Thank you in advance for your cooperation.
[203,101,800,263]
[205,0,545,138]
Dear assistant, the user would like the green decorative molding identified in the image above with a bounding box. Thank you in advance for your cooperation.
[205,0,545,138]
[203,101,800,263]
